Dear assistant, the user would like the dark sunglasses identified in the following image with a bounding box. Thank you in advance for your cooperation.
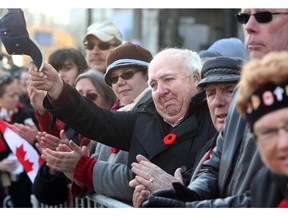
[83,40,115,51]
[235,11,288,24]
[110,70,138,84]
[85,92,98,101]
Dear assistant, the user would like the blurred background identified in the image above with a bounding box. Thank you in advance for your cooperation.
[0,8,243,73]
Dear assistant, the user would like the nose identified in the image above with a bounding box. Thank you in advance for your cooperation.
[277,130,288,150]
[212,90,226,107]
[244,15,258,33]
[115,76,126,86]
[90,45,102,54]
[156,82,168,96]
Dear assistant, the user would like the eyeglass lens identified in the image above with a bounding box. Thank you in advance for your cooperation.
[110,70,137,84]
[84,41,112,51]
[85,92,98,101]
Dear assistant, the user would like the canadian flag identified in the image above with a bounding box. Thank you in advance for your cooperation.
[0,120,43,182]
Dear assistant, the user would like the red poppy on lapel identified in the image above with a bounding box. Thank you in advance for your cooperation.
[163,133,176,145]
[111,147,119,153]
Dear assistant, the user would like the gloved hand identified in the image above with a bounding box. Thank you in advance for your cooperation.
[142,193,185,207]
[141,182,197,207]
[172,182,197,202]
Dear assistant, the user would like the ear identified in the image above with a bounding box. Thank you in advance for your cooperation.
[193,72,201,85]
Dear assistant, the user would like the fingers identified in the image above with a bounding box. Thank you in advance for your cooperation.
[131,162,147,178]
[133,192,147,208]
[133,175,151,189]
[129,178,141,188]
[41,148,67,171]
[35,142,45,154]
[173,167,184,184]
[59,130,69,142]
[37,132,60,151]
[132,184,149,208]
[68,140,82,153]
[135,154,149,163]
[56,144,72,152]
[131,159,162,181]
[81,146,88,155]
[42,143,82,173]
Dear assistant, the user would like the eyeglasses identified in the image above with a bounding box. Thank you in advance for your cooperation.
[254,122,288,145]
[110,70,139,84]
[83,40,116,51]
[235,11,288,24]
[84,92,98,101]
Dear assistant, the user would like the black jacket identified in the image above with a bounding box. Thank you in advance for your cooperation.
[44,84,216,176]
[250,166,288,207]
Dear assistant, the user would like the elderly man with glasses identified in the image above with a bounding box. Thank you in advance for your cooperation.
[142,8,288,208]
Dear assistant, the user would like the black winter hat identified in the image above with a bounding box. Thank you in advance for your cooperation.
[197,56,245,88]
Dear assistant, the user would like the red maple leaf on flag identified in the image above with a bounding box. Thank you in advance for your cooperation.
[15,144,34,172]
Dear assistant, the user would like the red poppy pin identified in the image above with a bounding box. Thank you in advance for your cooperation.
[163,133,176,145]
[111,147,119,153]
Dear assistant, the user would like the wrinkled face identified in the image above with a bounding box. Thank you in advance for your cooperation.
[57,60,79,85]
[148,56,200,125]
[242,8,288,59]
[254,108,288,176]
[111,67,148,106]
[205,83,237,132]
[85,36,117,73]
[76,78,110,109]
[0,80,20,110]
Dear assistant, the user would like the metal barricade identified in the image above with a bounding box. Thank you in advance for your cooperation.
[31,194,132,208]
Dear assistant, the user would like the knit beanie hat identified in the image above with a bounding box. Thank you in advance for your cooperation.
[197,49,221,59]
[208,37,250,60]
[197,56,245,88]
[104,42,153,86]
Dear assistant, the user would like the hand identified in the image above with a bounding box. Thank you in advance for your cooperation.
[141,188,185,208]
[27,82,47,115]
[41,140,82,173]
[59,143,88,186]
[29,62,64,100]
[35,130,69,153]
[0,158,17,172]
[142,181,197,207]
[129,154,180,193]
[132,184,150,207]
[11,122,39,145]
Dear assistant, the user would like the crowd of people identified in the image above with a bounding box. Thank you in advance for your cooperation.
[0,8,288,208]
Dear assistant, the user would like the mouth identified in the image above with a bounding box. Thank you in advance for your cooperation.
[216,114,227,119]
[89,57,103,62]
[119,89,130,94]
[279,156,288,165]
[247,41,264,50]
